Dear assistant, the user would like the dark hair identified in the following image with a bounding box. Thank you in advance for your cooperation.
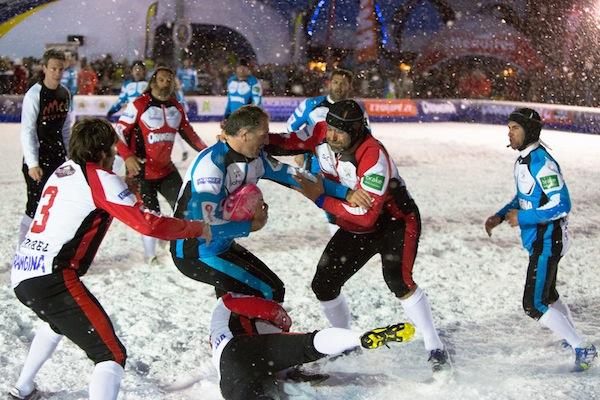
[69,118,117,164]
[223,106,268,137]
[131,60,146,71]
[330,68,354,84]
[238,59,249,67]
[145,65,175,93]
[42,49,66,66]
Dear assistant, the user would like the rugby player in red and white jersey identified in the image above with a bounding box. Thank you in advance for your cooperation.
[9,118,210,400]
[115,66,207,264]
[270,100,451,377]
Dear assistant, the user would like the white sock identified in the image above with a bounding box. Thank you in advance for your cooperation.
[14,324,63,395]
[89,361,124,400]
[313,327,361,355]
[550,298,576,329]
[400,287,444,351]
[539,307,583,349]
[17,215,32,249]
[142,235,157,259]
[320,294,351,329]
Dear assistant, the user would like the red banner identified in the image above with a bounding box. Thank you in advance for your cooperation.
[362,99,418,117]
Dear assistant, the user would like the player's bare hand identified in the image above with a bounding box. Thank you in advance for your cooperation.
[346,188,373,209]
[250,201,269,231]
[506,209,519,227]
[293,173,324,202]
[200,222,212,245]
[28,166,43,183]
[293,154,305,167]
[125,156,142,177]
[484,215,503,237]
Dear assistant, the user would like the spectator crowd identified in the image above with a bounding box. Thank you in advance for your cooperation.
[0,53,598,107]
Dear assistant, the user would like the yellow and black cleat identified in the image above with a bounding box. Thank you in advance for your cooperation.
[360,322,415,349]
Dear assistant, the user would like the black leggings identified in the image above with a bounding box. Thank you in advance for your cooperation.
[22,161,63,218]
[139,169,182,212]
[14,269,127,366]
[173,242,285,302]
[312,213,420,301]
[219,332,325,400]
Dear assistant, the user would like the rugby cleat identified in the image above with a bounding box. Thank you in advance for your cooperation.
[360,322,415,349]
[574,343,597,372]
[428,348,451,373]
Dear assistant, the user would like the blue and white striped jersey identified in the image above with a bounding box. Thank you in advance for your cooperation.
[224,75,262,118]
[172,140,349,258]
[496,143,571,254]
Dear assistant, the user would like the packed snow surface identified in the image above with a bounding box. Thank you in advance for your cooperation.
[1,122,599,399]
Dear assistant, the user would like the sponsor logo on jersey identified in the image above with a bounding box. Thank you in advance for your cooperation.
[362,174,384,190]
[12,254,46,273]
[147,132,176,144]
[197,177,222,185]
[42,99,69,116]
[540,175,559,190]
[519,198,533,210]
[117,188,133,200]
[55,165,76,178]
[213,333,227,348]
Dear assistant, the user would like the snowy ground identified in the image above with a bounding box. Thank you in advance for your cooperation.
[1,122,599,400]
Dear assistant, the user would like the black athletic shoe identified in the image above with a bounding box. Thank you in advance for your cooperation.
[428,349,450,373]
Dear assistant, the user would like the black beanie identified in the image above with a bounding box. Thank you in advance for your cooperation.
[508,108,542,149]
[326,100,368,147]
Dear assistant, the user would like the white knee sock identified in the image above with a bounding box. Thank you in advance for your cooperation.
[539,307,583,349]
[142,235,157,259]
[313,328,361,355]
[17,215,32,249]
[400,287,444,351]
[320,294,351,329]
[550,298,576,329]
[14,324,63,395]
[89,361,124,400]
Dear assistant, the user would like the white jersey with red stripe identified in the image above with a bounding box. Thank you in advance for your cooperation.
[209,293,291,372]
[12,159,205,288]
[269,122,418,233]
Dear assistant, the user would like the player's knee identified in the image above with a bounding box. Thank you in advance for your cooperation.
[522,300,543,320]
[391,282,413,299]
[311,278,340,301]
[91,345,127,367]
[272,284,285,303]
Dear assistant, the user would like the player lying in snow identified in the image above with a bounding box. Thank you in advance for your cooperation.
[210,292,415,400]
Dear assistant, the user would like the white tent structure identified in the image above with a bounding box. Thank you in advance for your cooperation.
[0,0,292,64]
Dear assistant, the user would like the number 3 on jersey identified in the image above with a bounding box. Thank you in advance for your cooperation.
[31,186,59,233]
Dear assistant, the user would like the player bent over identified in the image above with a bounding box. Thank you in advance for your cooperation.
[170,105,371,302]
[9,118,210,400]
[211,293,415,400]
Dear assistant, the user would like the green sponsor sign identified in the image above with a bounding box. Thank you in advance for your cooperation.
[362,174,384,191]
[540,175,559,190]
